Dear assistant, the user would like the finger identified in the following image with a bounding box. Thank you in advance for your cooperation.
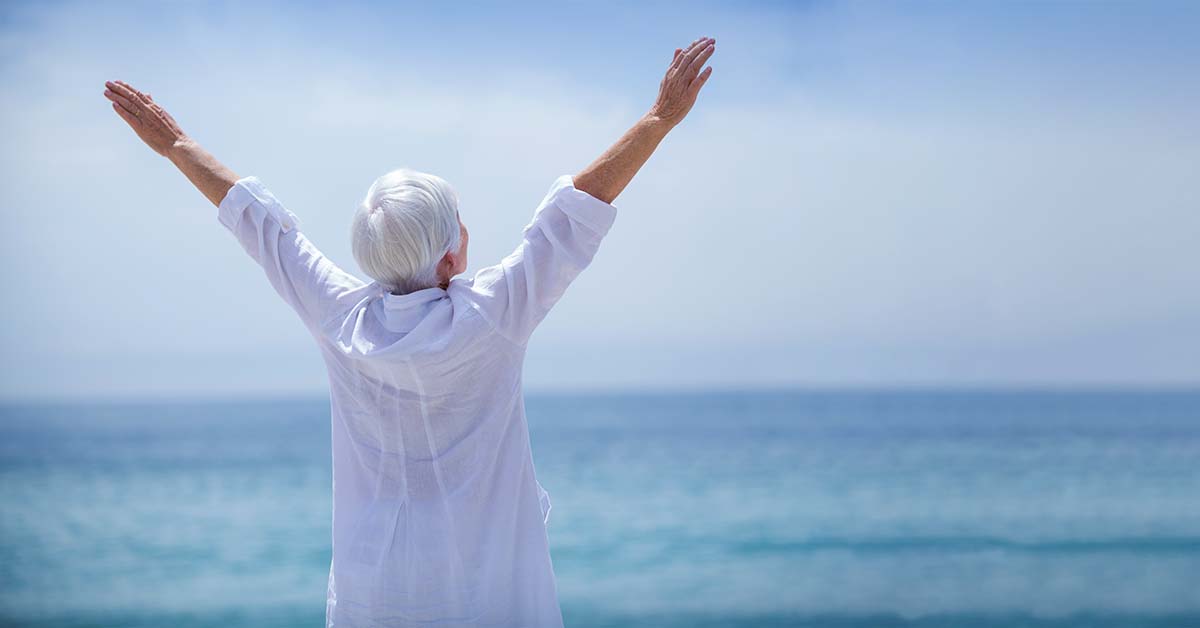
[104,88,139,116]
[112,101,140,128]
[677,37,706,63]
[116,80,153,107]
[671,37,708,71]
[106,80,136,100]
[684,41,715,80]
[673,48,681,63]
[106,80,149,111]
[678,37,714,76]
[688,66,713,95]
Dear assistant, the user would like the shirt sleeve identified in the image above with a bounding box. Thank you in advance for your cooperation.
[218,176,366,330]
[460,174,618,345]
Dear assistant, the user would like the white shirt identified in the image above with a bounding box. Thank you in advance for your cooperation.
[217,174,618,627]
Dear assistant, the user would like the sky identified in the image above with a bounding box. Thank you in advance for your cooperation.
[1,0,1197,400]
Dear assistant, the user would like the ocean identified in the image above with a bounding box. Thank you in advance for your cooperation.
[1,390,1198,627]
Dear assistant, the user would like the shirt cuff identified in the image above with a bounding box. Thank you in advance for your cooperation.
[218,176,301,233]
[546,174,618,234]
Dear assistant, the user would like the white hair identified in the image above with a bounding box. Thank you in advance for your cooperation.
[351,168,461,294]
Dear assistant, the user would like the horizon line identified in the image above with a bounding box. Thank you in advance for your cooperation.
[3,382,1200,408]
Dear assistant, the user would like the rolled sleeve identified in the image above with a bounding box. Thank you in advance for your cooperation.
[218,176,301,234]
[456,173,618,345]
[529,174,618,237]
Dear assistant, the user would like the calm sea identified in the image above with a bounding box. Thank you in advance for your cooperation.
[2,390,1198,627]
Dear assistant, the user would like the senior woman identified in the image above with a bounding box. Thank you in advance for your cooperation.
[104,36,716,627]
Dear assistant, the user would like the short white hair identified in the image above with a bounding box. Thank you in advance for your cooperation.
[351,168,461,294]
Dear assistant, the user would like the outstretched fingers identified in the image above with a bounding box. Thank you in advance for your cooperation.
[678,37,714,77]
[104,80,158,130]
[117,80,152,106]
[104,87,139,117]
[671,37,708,72]
[669,41,691,71]
[684,40,715,81]
[106,80,136,102]
[106,82,143,113]
[106,80,157,116]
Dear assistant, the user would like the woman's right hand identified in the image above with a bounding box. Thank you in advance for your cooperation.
[648,36,716,128]
[104,80,189,158]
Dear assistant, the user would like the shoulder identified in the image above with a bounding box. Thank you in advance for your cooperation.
[447,273,524,348]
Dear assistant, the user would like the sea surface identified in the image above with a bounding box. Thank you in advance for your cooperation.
[1,390,1198,627]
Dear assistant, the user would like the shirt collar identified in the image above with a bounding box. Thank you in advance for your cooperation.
[378,283,448,310]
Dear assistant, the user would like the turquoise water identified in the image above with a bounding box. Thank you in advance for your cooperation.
[2,390,1199,627]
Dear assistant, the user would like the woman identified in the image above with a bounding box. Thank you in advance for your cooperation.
[104,36,716,627]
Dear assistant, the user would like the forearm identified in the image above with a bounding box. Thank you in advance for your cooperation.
[165,138,240,207]
[573,114,673,204]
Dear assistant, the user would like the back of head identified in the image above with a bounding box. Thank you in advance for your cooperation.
[351,168,461,294]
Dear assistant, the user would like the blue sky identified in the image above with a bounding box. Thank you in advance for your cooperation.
[1,1,1198,400]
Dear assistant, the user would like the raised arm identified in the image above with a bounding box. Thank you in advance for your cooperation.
[573,36,716,204]
[102,79,366,333]
[103,80,236,206]
[459,36,717,344]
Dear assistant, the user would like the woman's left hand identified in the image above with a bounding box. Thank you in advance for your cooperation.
[104,80,188,157]
[648,36,715,128]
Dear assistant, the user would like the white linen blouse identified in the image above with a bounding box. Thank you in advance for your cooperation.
[217,173,618,627]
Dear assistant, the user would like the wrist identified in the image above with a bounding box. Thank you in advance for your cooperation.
[641,111,677,133]
[164,136,196,161]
